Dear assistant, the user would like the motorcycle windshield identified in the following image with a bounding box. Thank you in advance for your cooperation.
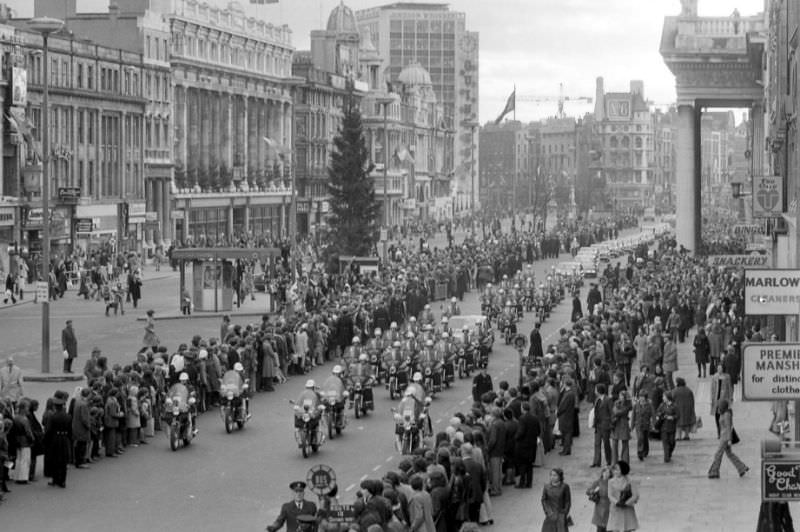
[167,384,189,411]
[221,371,243,396]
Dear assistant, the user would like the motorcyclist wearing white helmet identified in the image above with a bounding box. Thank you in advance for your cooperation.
[445,296,461,318]
[232,362,251,419]
[419,304,435,326]
[294,380,323,442]
[348,353,375,411]
[320,365,347,413]
[176,372,199,435]
[342,336,362,372]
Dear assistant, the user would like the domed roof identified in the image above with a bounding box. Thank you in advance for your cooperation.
[327,1,357,33]
[398,62,432,86]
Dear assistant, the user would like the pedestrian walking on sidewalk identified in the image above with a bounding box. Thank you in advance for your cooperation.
[607,460,639,532]
[541,468,572,532]
[143,310,160,349]
[61,320,78,374]
[708,399,749,479]
[587,466,611,532]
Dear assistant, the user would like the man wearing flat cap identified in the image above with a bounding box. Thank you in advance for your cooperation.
[267,481,317,532]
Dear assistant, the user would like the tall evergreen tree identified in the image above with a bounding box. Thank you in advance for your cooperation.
[326,97,380,256]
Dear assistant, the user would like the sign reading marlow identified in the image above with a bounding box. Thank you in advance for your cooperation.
[742,344,800,400]
[744,270,800,315]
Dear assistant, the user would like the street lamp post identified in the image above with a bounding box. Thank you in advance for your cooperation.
[29,17,64,374]
[464,121,479,212]
[376,95,395,261]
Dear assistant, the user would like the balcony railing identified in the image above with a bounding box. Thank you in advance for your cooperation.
[674,15,764,52]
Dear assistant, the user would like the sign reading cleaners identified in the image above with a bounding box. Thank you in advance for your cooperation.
[742,344,800,400]
[744,270,800,315]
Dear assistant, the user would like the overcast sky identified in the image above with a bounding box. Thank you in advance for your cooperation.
[8,0,765,123]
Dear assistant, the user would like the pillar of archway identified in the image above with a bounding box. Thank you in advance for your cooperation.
[675,104,701,252]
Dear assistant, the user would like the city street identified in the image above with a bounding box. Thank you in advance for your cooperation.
[0,242,581,531]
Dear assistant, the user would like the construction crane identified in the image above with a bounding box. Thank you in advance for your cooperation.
[517,83,593,118]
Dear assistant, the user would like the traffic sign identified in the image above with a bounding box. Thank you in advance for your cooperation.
[36,281,48,302]
[763,460,800,501]
[306,464,336,497]
[327,504,357,525]
[513,334,527,351]
[742,343,800,400]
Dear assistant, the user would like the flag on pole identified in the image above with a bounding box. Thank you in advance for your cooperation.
[494,89,515,124]
[249,0,278,4]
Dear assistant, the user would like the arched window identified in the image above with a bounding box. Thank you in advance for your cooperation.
[635,137,643,149]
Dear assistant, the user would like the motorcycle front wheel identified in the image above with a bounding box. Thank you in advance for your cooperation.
[328,416,334,440]
[169,427,179,451]
[225,412,234,434]
[354,398,361,419]
[401,433,411,455]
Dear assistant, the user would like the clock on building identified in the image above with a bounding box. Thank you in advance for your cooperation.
[460,35,476,54]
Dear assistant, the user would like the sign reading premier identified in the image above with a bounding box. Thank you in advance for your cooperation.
[743,344,800,400]
[744,269,800,315]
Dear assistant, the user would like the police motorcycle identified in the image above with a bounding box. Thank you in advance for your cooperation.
[290,379,326,458]
[219,363,250,434]
[510,284,525,320]
[418,339,442,396]
[348,354,376,419]
[384,341,410,400]
[392,377,433,455]
[419,304,436,328]
[319,366,348,440]
[163,373,197,451]
[365,328,385,385]
[498,301,518,345]
[438,333,456,386]
[480,284,497,325]
[523,277,537,313]
[538,283,552,320]
[442,297,461,319]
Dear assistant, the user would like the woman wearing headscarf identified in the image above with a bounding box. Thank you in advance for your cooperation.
[606,460,639,532]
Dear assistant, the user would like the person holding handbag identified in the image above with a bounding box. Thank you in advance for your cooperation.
[708,399,749,479]
[587,466,611,532]
[607,460,638,532]
[541,468,571,532]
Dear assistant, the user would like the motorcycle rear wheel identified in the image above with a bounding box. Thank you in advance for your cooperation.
[328,417,334,440]
[354,399,361,419]
[225,412,234,434]
[169,428,179,451]
[302,443,310,458]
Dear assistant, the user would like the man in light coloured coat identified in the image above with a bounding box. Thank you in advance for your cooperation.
[0,356,23,405]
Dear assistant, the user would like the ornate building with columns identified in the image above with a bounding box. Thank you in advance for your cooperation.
[31,0,296,246]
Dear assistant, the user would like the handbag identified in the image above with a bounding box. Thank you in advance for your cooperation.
[587,406,596,430]
[616,483,632,507]
[731,427,740,445]
[553,418,562,437]
[587,488,601,503]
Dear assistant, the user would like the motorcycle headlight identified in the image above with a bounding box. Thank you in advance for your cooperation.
[242,383,249,391]
[390,366,396,374]
[343,391,349,398]
[302,414,311,422]
[394,413,402,423]
[226,391,234,400]
[188,397,196,406]
[172,407,179,415]
[355,382,361,390]
[165,398,174,408]
[329,397,336,405]
[425,368,431,375]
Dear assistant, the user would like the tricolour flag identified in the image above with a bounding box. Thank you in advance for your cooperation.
[494,89,515,124]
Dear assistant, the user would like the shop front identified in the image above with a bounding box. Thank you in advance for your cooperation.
[0,205,16,275]
[74,203,119,257]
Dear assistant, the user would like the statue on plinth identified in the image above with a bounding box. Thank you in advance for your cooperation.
[680,0,698,17]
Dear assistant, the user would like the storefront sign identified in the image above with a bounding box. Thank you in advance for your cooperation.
[743,344,800,400]
[145,211,158,222]
[58,187,81,202]
[320,201,330,213]
[403,198,416,209]
[763,460,800,501]
[296,201,310,214]
[129,202,146,216]
[327,504,357,525]
[75,218,93,233]
[0,207,14,227]
[744,270,800,315]
[733,224,766,235]
[753,176,783,218]
[170,209,185,220]
[708,255,770,269]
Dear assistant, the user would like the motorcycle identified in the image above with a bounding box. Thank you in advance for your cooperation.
[321,391,348,440]
[163,386,196,451]
[393,396,433,455]
[421,363,439,396]
[369,353,383,385]
[290,400,325,458]
[350,378,374,419]
[386,359,409,400]
[219,381,248,434]
[458,346,474,378]
[500,316,515,345]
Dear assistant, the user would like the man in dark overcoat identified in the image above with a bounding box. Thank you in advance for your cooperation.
[44,392,72,488]
[514,401,540,489]
[61,320,78,373]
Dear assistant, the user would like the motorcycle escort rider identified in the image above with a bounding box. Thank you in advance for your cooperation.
[348,354,375,412]
[320,366,347,430]
[172,372,198,435]
[294,379,322,432]
[419,304,435,327]
[443,297,461,318]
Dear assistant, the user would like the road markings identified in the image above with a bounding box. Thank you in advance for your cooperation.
[372,465,382,471]
[459,400,466,405]
[386,456,393,462]
[360,474,368,481]
[436,418,442,424]
[345,484,355,492]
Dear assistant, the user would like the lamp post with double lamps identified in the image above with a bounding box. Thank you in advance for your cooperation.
[463,120,480,212]
[28,16,64,374]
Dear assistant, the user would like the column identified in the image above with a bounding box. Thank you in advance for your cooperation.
[247,97,258,181]
[152,179,161,243]
[257,99,267,177]
[224,93,233,170]
[188,88,199,185]
[675,104,699,252]
[120,111,127,198]
[200,90,211,186]
[242,96,249,175]
[177,85,188,170]
[162,180,171,241]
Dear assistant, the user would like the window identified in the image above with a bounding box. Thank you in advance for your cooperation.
[76,63,83,89]
[163,75,169,102]
[124,71,130,95]
[154,118,161,147]
[87,65,94,89]
[50,59,58,86]
[146,119,152,148]
[113,70,119,92]
[154,75,160,102]
[77,110,84,144]
[88,160,94,196]
[146,36,152,58]
[145,73,151,97]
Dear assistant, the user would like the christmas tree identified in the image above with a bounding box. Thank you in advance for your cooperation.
[326,97,380,257]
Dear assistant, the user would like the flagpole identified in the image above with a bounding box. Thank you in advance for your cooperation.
[513,84,516,121]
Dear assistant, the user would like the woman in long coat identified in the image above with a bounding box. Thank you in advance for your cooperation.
[43,395,72,488]
[672,377,696,441]
[587,467,611,532]
[261,334,276,391]
[693,328,710,378]
[607,460,639,531]
[541,468,571,532]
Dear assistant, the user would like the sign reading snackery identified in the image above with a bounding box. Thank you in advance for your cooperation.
[744,270,800,315]
[742,344,800,400]
[708,255,769,269]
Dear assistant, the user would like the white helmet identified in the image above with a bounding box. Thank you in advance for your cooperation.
[305,379,316,388]
[441,317,449,323]
[392,341,402,348]
[404,388,414,397]
[179,372,189,382]
[359,353,368,362]
[451,297,457,303]
[425,339,434,347]
[409,317,417,323]
[390,322,398,329]
[352,336,361,344]
[441,332,449,339]
[233,362,244,372]
[332,365,343,375]
[412,372,422,382]
[374,328,382,336]
[424,304,431,310]
[506,301,512,306]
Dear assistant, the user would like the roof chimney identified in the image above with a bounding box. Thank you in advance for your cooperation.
[109,2,119,21]
[594,76,605,121]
